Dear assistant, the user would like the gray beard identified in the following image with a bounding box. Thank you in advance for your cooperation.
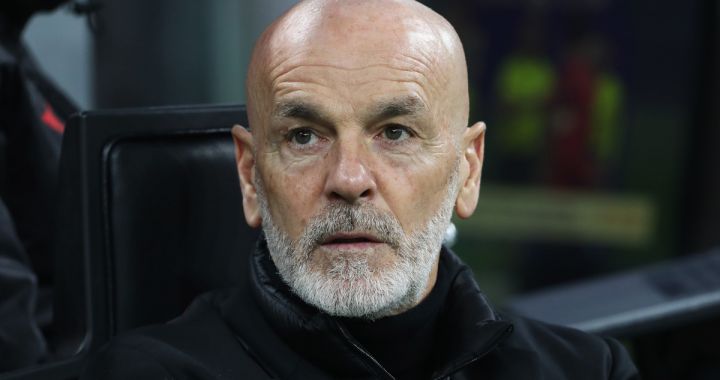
[255,163,459,320]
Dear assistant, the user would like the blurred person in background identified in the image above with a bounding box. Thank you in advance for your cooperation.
[494,14,555,184]
[547,29,624,190]
[0,0,78,371]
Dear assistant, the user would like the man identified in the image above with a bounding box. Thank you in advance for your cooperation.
[83,0,638,378]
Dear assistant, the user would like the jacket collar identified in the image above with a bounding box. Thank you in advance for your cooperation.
[246,236,514,379]
[429,251,514,378]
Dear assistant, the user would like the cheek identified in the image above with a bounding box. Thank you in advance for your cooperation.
[261,160,325,237]
[378,157,454,233]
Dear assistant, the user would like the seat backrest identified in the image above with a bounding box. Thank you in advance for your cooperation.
[52,104,258,366]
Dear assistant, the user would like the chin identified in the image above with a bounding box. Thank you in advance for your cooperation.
[293,257,424,319]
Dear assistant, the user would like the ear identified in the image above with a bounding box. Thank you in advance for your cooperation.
[455,122,486,219]
[231,125,262,228]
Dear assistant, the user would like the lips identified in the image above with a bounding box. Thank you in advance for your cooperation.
[320,232,383,247]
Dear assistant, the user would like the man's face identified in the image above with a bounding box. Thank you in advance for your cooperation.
[234,0,485,319]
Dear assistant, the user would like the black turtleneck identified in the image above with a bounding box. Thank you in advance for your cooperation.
[81,236,638,379]
[339,255,452,379]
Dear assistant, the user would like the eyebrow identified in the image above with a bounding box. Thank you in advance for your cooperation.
[274,101,330,126]
[368,96,427,124]
[273,96,427,125]
[373,96,426,117]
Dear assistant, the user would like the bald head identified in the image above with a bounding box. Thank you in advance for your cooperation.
[232,0,486,319]
[246,0,469,136]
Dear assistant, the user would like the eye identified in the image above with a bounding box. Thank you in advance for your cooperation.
[288,128,318,145]
[383,125,411,141]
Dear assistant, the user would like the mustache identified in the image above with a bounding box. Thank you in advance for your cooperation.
[299,203,404,250]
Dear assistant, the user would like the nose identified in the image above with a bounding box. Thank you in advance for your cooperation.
[323,140,376,204]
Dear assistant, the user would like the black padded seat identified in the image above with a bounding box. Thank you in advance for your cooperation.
[106,131,256,332]
[0,104,258,380]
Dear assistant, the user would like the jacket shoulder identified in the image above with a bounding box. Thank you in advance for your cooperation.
[81,289,273,380]
[494,314,639,379]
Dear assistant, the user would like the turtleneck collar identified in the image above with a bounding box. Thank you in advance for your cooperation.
[338,251,452,378]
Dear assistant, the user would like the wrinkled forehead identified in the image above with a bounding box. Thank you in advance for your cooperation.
[247,0,469,133]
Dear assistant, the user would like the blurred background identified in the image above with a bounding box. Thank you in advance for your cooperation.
[12,0,720,378]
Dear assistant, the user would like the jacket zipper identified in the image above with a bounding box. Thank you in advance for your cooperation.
[334,320,395,380]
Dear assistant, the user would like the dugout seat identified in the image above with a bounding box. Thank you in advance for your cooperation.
[0,104,258,380]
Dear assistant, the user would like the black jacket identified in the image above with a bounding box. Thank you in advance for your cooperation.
[82,239,639,379]
[1,29,76,371]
